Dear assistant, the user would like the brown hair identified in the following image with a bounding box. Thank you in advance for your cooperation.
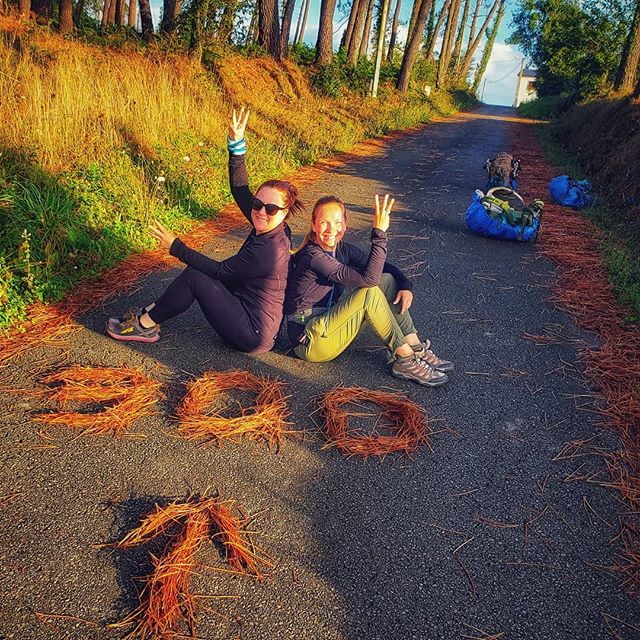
[258,179,305,219]
[292,195,347,254]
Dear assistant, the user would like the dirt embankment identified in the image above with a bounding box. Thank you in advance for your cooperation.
[553,99,640,226]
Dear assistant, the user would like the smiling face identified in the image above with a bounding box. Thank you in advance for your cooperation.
[251,186,288,235]
[312,202,346,252]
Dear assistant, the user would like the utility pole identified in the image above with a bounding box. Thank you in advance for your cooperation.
[371,0,391,97]
[513,58,525,107]
[480,77,487,102]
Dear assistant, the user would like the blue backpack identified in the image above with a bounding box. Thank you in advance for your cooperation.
[549,175,593,208]
[465,188,544,243]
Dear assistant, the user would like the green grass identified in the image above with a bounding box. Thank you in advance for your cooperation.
[535,124,640,324]
[517,95,572,120]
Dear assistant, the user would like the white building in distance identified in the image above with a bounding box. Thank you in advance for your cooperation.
[513,67,537,107]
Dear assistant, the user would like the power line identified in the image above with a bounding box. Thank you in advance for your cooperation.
[485,60,524,84]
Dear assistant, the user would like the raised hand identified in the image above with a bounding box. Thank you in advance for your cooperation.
[373,193,394,233]
[229,107,250,141]
[149,220,177,250]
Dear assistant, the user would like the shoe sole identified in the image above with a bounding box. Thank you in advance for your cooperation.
[435,363,455,372]
[392,371,449,387]
[106,327,160,343]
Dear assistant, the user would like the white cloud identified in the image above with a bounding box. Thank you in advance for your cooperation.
[475,42,525,106]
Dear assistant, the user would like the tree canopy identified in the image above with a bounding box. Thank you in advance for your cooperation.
[509,0,635,99]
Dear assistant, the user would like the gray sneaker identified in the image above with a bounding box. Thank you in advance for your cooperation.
[412,340,454,372]
[392,354,448,387]
[106,312,160,343]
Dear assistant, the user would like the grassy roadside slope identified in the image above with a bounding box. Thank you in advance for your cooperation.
[521,97,640,323]
[0,16,475,332]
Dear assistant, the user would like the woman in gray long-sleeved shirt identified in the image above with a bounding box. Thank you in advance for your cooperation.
[284,195,453,387]
[107,108,303,353]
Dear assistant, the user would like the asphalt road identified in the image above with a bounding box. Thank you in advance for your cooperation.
[1,106,638,640]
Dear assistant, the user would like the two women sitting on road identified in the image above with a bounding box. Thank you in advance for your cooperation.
[107,107,453,386]
[107,107,304,353]
[283,194,453,386]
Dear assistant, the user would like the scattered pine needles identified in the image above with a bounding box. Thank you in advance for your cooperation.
[176,370,292,450]
[514,125,640,595]
[33,365,163,437]
[318,386,429,459]
[107,491,272,640]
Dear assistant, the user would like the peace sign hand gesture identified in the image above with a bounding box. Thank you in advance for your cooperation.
[373,193,395,233]
[229,107,250,142]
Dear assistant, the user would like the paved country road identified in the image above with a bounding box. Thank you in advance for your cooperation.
[1,106,638,640]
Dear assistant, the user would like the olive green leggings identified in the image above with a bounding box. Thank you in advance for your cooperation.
[294,273,417,363]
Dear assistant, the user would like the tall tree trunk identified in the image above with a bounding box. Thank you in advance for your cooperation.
[456,0,501,84]
[615,1,640,93]
[315,0,337,63]
[386,0,401,61]
[423,0,435,51]
[465,0,481,50]
[160,0,181,33]
[219,0,238,43]
[436,0,461,88]
[74,0,84,25]
[396,0,434,92]
[633,73,640,98]
[372,0,391,95]
[296,0,310,42]
[189,0,209,60]
[128,0,137,27]
[101,0,111,26]
[405,0,420,46]
[19,0,31,18]
[280,0,297,56]
[470,0,503,91]
[424,0,451,61]
[58,0,73,32]
[346,0,368,64]
[108,0,117,24]
[294,0,305,42]
[358,0,375,59]
[139,0,154,38]
[342,0,361,49]
[258,0,281,57]
[246,3,258,43]
[33,0,53,20]
[451,0,470,68]
[115,0,125,25]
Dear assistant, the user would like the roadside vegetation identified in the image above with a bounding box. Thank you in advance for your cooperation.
[510,0,640,322]
[529,120,640,324]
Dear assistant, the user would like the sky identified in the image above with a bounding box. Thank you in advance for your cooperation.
[148,0,525,106]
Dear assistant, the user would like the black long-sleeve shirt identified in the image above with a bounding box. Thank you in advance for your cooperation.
[283,229,412,343]
[168,153,291,352]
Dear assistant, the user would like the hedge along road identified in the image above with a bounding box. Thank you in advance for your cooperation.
[0,105,637,640]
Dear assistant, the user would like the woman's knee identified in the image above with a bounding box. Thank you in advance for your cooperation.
[378,273,398,300]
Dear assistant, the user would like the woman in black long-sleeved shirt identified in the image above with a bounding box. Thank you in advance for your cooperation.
[284,195,453,386]
[107,108,303,353]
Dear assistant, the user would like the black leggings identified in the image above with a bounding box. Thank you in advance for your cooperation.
[148,267,262,353]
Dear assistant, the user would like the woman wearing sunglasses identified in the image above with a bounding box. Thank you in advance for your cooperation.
[107,107,304,353]
[283,195,453,386]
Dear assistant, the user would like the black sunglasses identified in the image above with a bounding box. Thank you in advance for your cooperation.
[252,197,287,216]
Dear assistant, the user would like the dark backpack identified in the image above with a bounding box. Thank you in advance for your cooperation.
[484,153,522,190]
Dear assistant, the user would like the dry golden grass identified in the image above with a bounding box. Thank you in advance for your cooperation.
[0,29,227,171]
